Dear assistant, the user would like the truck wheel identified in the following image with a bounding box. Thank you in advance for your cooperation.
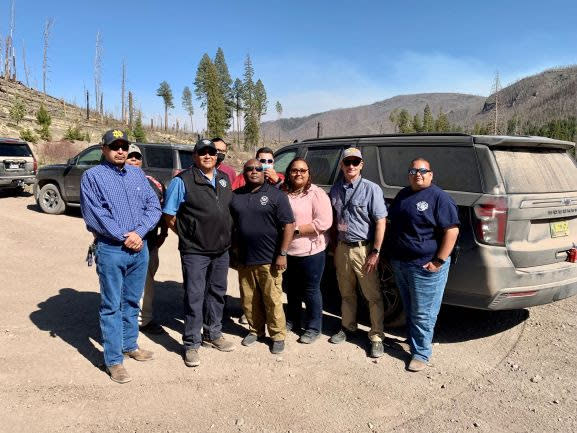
[379,260,406,328]
[37,184,66,215]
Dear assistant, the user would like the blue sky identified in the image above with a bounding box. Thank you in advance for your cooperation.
[7,0,577,131]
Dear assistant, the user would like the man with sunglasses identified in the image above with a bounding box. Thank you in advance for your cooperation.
[387,158,459,372]
[162,138,235,367]
[125,144,169,335]
[231,147,284,190]
[329,147,388,359]
[80,130,161,383]
[230,159,295,354]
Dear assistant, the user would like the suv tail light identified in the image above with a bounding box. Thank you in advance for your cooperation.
[33,157,38,174]
[473,196,508,246]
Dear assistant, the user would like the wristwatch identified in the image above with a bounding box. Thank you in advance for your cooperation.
[432,256,446,265]
[371,248,380,255]
[279,250,288,257]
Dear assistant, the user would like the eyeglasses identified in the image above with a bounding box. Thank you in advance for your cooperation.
[197,148,217,156]
[107,143,129,152]
[408,168,431,176]
[259,158,274,164]
[290,168,309,175]
[127,153,142,160]
[244,166,264,173]
[343,158,362,167]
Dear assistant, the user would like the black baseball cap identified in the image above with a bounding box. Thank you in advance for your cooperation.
[101,129,130,146]
[194,138,216,153]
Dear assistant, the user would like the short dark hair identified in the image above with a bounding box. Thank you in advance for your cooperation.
[211,137,225,144]
[256,147,274,157]
[283,157,312,194]
[410,157,431,169]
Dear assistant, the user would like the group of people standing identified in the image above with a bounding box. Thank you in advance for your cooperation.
[80,129,459,383]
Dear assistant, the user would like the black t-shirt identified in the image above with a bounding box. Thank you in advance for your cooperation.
[230,182,295,266]
[387,184,460,265]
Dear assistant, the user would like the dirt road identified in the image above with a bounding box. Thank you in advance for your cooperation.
[1,192,576,433]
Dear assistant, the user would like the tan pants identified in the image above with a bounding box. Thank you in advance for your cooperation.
[334,242,384,341]
[139,246,159,326]
[238,264,287,341]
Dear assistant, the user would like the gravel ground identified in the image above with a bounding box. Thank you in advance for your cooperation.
[1,191,575,433]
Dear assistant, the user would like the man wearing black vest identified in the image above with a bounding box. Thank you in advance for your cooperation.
[163,139,235,367]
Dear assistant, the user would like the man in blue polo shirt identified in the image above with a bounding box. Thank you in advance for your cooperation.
[387,157,459,372]
[230,158,295,354]
[80,129,161,383]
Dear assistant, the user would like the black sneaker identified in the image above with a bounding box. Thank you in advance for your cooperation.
[271,340,285,354]
[329,329,348,344]
[298,330,320,344]
[370,340,385,358]
[241,333,259,347]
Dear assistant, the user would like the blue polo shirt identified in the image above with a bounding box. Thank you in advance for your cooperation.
[387,184,460,265]
[230,182,295,266]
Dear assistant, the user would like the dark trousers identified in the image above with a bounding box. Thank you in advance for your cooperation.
[181,251,229,350]
[284,249,326,334]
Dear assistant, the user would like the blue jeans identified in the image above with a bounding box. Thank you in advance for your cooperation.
[284,250,325,334]
[390,258,450,363]
[95,240,149,366]
[181,251,229,350]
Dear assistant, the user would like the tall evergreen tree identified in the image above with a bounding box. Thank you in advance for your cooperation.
[205,61,227,137]
[435,110,449,132]
[423,104,434,132]
[413,113,423,133]
[242,55,258,149]
[214,47,233,129]
[194,53,213,109]
[182,86,194,133]
[156,81,174,131]
[254,79,268,121]
[231,78,244,148]
[397,109,413,133]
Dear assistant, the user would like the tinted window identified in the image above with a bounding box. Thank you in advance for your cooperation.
[305,147,342,185]
[0,143,31,157]
[274,149,298,175]
[179,150,194,169]
[359,146,380,185]
[379,146,482,192]
[76,148,103,166]
[146,147,173,169]
[493,149,577,193]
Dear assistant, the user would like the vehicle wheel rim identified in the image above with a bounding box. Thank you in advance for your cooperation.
[43,190,59,208]
[379,260,401,315]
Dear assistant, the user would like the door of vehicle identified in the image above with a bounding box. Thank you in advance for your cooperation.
[303,146,344,192]
[63,146,103,203]
[142,146,174,187]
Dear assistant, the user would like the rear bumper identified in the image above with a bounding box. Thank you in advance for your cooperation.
[0,175,35,187]
[487,276,577,310]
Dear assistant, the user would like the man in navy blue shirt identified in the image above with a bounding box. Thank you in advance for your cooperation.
[387,158,459,372]
[80,129,161,383]
[230,159,295,354]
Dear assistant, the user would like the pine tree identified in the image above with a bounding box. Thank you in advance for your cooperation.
[132,112,147,142]
[435,110,449,132]
[182,86,194,133]
[397,109,413,133]
[242,55,258,150]
[205,61,226,137]
[412,113,422,133]
[214,47,233,130]
[232,78,243,148]
[9,97,26,124]
[254,79,268,121]
[156,81,174,132]
[423,104,434,132]
[194,53,213,109]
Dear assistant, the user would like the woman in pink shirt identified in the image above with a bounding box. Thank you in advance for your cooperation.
[283,158,333,344]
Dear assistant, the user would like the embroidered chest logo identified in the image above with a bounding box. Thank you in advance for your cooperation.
[219,179,227,188]
[416,201,429,212]
[260,196,269,206]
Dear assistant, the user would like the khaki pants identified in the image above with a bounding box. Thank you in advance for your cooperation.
[238,264,287,341]
[139,246,159,326]
[334,242,384,341]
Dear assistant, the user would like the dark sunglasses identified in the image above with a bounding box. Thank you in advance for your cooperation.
[259,158,274,164]
[408,168,431,176]
[127,153,142,160]
[343,158,362,167]
[290,168,309,174]
[244,165,264,173]
[197,148,217,156]
[107,143,129,152]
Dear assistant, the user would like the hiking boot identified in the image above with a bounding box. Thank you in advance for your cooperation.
[184,348,200,367]
[241,333,260,347]
[107,364,132,383]
[139,321,164,335]
[407,357,428,372]
[124,348,154,362]
[370,340,385,358]
[298,330,320,344]
[270,340,285,354]
[202,336,236,352]
[329,329,348,344]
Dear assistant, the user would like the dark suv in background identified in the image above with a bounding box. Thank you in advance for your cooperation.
[34,142,195,214]
[273,134,577,324]
[0,138,36,194]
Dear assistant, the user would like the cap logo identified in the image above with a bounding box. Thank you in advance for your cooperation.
[112,130,124,139]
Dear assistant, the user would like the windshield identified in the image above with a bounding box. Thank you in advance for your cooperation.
[493,149,577,193]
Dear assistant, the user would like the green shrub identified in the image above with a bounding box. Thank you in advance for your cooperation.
[9,98,26,125]
[36,103,52,127]
[63,125,85,141]
[20,128,37,143]
[37,125,52,141]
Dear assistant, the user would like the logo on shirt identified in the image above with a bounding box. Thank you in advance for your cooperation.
[416,201,429,212]
[219,179,227,188]
[260,196,269,206]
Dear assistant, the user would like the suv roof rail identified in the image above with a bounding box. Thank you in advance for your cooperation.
[300,132,472,143]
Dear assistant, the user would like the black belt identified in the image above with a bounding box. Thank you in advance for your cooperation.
[340,240,369,247]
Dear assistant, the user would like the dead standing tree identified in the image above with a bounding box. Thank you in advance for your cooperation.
[491,71,501,134]
[94,31,103,121]
[121,60,126,123]
[42,18,54,97]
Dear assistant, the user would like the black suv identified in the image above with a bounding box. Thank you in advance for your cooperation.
[0,138,36,193]
[273,133,577,323]
[34,142,195,214]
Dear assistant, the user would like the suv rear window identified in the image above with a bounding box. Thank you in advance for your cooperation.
[0,143,31,157]
[304,147,341,185]
[178,150,194,169]
[146,147,173,169]
[493,149,577,193]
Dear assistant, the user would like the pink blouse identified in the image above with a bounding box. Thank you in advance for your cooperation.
[287,184,333,257]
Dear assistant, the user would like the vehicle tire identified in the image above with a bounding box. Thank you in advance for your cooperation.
[37,183,66,215]
[378,259,406,328]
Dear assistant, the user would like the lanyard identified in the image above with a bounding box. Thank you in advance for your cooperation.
[340,178,363,220]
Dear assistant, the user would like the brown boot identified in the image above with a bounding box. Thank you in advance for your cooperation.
[124,348,154,361]
[107,364,132,383]
[407,357,428,372]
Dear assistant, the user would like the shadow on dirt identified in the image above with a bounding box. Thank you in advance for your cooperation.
[0,188,32,199]
[26,203,83,217]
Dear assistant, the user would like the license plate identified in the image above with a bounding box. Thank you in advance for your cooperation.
[550,220,569,238]
[9,163,20,169]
